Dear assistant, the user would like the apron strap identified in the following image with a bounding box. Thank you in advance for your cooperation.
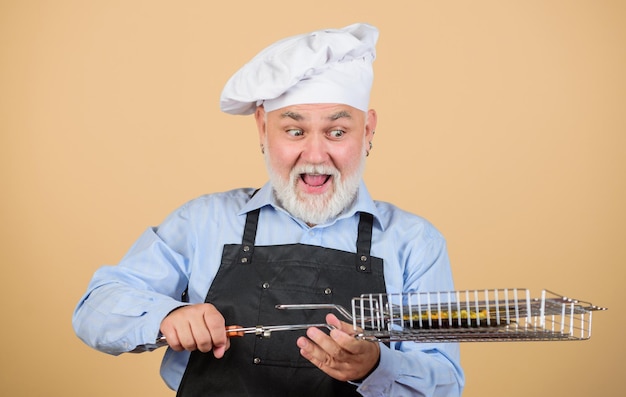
[238,207,375,273]
[237,208,260,264]
[355,212,374,273]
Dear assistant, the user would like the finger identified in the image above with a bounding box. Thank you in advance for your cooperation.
[203,311,227,345]
[297,329,332,363]
[325,313,374,357]
[297,335,316,361]
[299,321,380,382]
[297,335,343,377]
[160,306,200,351]
[326,313,360,335]
[209,328,230,359]
[324,314,361,348]
[159,316,183,351]
[174,323,199,351]
[163,330,184,352]
[189,320,213,353]
[306,325,339,351]
[160,304,229,354]
[305,326,348,366]
[202,308,230,358]
[298,333,363,382]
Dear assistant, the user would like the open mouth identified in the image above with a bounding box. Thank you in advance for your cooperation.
[300,173,331,188]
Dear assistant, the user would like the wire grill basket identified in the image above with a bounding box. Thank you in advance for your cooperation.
[140,288,606,352]
[278,288,606,342]
[346,288,606,342]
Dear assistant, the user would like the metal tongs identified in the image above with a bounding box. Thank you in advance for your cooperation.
[131,321,335,353]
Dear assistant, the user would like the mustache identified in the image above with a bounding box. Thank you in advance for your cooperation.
[290,164,340,179]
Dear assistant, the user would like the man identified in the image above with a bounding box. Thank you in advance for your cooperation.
[73,23,464,396]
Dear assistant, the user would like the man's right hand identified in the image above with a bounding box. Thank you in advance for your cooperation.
[159,303,230,358]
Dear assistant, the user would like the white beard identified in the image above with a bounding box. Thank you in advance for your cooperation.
[265,153,366,225]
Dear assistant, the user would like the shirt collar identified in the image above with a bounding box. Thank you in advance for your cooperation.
[239,181,386,231]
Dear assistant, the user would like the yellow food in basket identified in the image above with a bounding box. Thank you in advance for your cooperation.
[403,309,489,322]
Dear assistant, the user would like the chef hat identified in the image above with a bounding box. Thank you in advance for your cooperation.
[220,23,378,115]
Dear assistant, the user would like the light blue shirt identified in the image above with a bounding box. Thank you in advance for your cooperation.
[73,182,464,396]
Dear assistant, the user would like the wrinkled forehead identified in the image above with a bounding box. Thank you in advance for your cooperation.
[265,103,365,122]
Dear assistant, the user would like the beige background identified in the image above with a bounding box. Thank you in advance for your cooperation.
[1,1,624,396]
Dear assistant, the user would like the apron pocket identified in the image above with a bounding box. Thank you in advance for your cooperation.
[252,269,334,368]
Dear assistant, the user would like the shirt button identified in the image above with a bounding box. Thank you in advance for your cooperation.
[324,288,332,295]
[262,282,270,289]
[253,357,261,364]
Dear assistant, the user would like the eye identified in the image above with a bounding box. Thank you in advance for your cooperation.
[286,129,304,137]
[328,129,345,138]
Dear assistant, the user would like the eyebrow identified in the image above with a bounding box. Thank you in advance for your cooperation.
[279,110,352,121]
[328,110,352,121]
[280,111,304,121]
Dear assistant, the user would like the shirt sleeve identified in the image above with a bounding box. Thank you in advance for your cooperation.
[72,206,193,354]
[357,343,463,397]
[357,213,465,396]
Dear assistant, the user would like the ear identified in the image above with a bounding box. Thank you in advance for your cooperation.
[255,106,267,145]
[365,109,377,142]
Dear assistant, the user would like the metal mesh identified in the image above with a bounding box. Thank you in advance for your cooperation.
[348,288,605,342]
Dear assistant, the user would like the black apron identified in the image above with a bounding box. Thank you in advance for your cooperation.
[176,208,386,397]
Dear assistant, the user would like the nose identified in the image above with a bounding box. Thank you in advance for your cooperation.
[300,133,329,164]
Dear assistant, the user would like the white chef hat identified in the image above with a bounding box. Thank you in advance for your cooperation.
[220,23,378,115]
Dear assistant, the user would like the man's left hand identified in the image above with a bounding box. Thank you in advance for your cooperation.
[297,313,380,382]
